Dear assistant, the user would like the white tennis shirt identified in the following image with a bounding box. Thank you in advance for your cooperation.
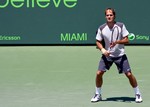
[96,22,129,57]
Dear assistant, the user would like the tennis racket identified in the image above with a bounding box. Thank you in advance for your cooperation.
[108,26,119,52]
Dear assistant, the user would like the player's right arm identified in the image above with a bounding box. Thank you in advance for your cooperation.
[96,40,110,56]
[96,28,110,56]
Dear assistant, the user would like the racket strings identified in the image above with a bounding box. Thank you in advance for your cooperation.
[111,26,119,43]
[109,26,120,51]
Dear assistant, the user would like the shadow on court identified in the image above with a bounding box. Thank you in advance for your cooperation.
[102,97,135,103]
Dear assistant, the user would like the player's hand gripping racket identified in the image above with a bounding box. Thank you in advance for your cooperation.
[108,26,119,53]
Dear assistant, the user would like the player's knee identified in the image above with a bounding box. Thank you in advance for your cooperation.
[125,71,132,78]
[96,70,104,76]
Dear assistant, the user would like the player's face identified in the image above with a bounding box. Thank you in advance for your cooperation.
[105,10,115,23]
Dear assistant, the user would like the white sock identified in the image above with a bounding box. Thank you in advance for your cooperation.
[134,86,141,95]
[96,87,101,95]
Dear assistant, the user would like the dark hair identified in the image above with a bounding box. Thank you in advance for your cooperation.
[105,8,116,18]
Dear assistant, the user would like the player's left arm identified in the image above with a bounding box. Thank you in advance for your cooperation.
[110,36,129,48]
[115,36,129,44]
[111,24,129,47]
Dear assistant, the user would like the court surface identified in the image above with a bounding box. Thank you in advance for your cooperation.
[0,46,149,107]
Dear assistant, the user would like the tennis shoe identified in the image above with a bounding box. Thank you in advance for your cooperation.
[91,94,102,102]
[135,94,143,103]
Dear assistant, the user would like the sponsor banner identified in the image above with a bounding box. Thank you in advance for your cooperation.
[128,33,150,44]
[0,0,150,45]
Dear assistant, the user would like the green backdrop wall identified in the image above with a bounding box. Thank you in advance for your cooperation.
[0,0,150,45]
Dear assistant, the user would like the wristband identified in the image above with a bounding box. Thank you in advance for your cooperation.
[101,48,106,54]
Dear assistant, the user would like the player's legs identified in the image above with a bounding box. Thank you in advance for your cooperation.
[91,55,113,102]
[114,55,138,88]
[95,55,112,94]
[96,55,112,88]
[96,70,105,87]
[114,54,142,103]
[91,70,104,102]
[125,71,142,103]
[125,71,137,88]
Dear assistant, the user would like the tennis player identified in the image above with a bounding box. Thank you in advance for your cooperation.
[91,8,142,103]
